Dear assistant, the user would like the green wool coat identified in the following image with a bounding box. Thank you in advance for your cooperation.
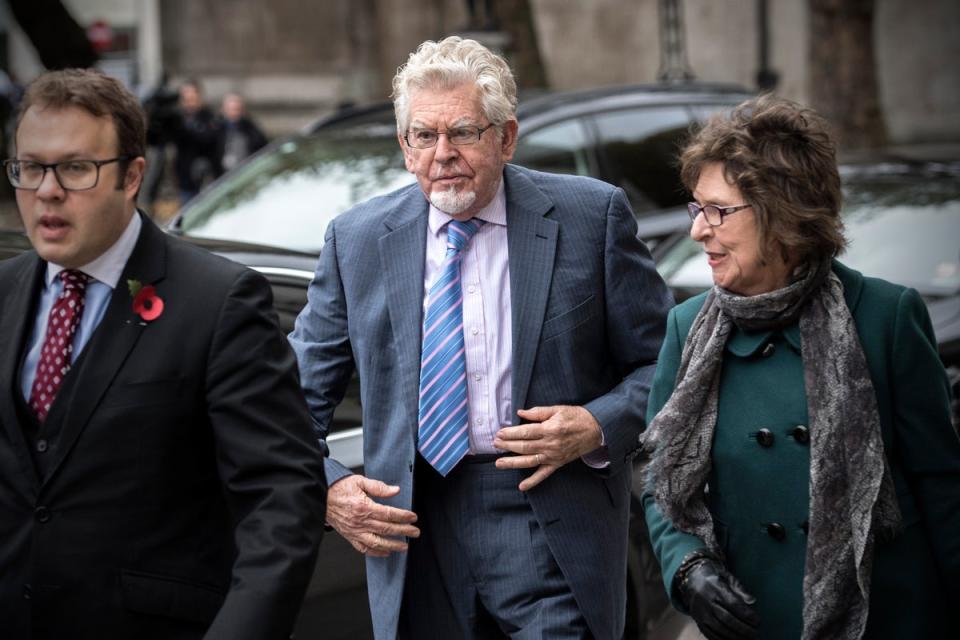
[643,261,960,639]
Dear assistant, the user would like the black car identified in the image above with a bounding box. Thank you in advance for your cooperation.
[173,83,754,251]
[653,157,960,427]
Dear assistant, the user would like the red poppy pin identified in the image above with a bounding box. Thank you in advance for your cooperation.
[127,279,164,322]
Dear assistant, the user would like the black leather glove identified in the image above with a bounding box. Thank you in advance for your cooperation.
[675,555,760,640]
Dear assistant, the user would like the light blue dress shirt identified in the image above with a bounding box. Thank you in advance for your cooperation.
[20,213,143,400]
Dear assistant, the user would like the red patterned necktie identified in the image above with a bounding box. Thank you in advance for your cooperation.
[29,269,90,422]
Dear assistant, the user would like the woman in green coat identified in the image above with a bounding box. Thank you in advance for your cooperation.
[642,96,960,640]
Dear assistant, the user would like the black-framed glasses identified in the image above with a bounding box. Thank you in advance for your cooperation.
[403,124,496,149]
[687,202,752,227]
[4,157,129,191]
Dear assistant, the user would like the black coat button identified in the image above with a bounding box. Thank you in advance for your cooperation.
[35,506,50,523]
[23,583,31,600]
[761,343,776,358]
[790,425,810,444]
[36,439,48,453]
[766,522,786,541]
[754,428,775,447]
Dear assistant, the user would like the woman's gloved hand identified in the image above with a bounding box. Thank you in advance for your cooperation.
[675,554,760,640]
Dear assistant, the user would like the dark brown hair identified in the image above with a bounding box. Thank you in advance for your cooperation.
[16,68,146,189]
[679,94,846,263]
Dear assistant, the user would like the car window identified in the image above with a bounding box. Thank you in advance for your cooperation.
[513,118,592,177]
[842,173,960,297]
[179,132,412,253]
[592,106,693,214]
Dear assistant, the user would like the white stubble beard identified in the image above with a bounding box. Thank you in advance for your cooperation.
[429,186,477,216]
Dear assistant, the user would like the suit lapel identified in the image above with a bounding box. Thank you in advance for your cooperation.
[0,253,46,489]
[504,166,558,419]
[378,190,429,427]
[42,214,167,486]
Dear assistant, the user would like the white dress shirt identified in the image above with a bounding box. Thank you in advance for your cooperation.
[21,212,142,400]
[424,181,512,454]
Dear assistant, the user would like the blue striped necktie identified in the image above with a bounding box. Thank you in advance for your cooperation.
[418,218,484,475]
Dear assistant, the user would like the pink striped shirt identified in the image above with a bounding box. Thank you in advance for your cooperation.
[424,181,511,454]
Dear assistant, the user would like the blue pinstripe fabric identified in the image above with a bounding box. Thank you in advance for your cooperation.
[418,218,484,475]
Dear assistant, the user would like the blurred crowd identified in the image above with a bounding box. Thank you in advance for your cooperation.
[142,77,267,209]
[1,72,267,212]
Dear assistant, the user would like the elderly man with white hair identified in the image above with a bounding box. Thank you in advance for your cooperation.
[290,36,672,639]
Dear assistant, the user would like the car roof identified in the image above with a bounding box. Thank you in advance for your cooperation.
[306,82,753,134]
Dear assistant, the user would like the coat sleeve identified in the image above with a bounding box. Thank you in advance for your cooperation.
[889,286,960,610]
[203,268,327,640]
[641,305,708,605]
[288,219,357,485]
[582,187,673,475]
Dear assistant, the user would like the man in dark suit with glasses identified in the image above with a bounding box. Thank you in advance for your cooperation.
[0,68,325,640]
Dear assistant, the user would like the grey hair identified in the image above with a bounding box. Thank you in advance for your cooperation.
[392,36,518,134]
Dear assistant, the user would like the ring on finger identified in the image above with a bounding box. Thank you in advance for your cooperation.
[536,453,542,465]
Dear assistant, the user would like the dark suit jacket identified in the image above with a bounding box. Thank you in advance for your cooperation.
[290,164,673,639]
[0,214,326,640]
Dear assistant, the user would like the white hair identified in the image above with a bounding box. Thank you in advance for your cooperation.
[392,36,518,134]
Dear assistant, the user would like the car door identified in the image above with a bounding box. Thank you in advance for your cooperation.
[252,266,373,639]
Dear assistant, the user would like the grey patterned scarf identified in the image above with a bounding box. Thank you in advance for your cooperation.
[643,259,902,639]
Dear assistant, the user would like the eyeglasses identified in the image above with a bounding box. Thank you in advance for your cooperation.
[4,157,129,191]
[687,202,752,227]
[403,124,496,149]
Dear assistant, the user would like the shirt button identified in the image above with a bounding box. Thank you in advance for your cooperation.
[467,285,476,294]
[36,439,49,453]
[473,374,482,381]
[471,327,480,335]
[475,418,483,425]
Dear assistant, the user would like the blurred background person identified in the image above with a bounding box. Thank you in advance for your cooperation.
[140,71,179,209]
[173,79,217,205]
[642,95,960,639]
[214,92,267,175]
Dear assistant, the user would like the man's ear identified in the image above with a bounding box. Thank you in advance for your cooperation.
[500,119,519,162]
[124,156,146,198]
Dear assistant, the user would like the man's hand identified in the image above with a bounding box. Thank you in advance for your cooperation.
[326,475,419,557]
[493,405,604,491]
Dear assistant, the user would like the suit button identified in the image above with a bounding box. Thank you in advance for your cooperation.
[36,439,49,453]
[35,506,51,523]
[761,343,776,358]
[753,428,775,447]
[766,522,786,541]
[790,425,810,444]
[23,583,32,600]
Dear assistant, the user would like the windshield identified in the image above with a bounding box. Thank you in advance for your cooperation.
[658,166,960,299]
[178,129,413,252]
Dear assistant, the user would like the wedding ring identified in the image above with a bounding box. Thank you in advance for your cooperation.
[536,453,543,465]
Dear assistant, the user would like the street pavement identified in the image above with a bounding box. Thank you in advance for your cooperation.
[650,611,703,640]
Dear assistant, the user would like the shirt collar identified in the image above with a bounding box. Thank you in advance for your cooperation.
[45,211,142,289]
[427,177,507,237]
